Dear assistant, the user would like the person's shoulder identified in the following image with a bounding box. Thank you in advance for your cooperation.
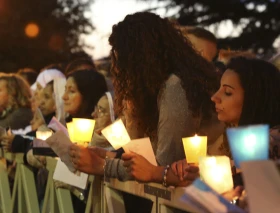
[12,107,32,116]
[158,74,186,104]
[9,108,33,123]
[164,74,181,87]
[162,74,185,96]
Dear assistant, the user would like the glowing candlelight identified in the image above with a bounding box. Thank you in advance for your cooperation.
[36,130,53,141]
[226,124,269,168]
[199,156,233,194]
[66,118,95,145]
[101,119,131,149]
[182,134,207,164]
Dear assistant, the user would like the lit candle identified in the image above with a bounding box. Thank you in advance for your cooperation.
[226,124,269,168]
[182,134,207,164]
[36,130,53,141]
[66,118,95,145]
[101,119,131,149]
[199,156,233,194]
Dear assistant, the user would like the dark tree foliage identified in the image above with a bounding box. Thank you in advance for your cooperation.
[0,0,94,72]
[147,0,280,55]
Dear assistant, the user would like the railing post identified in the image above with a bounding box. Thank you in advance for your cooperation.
[85,175,94,213]
[0,158,11,213]
[104,185,126,213]
[20,163,40,212]
[9,154,40,213]
[101,179,109,213]
[49,176,59,213]
[41,167,51,213]
[56,188,74,213]
[43,157,74,213]
[91,176,102,213]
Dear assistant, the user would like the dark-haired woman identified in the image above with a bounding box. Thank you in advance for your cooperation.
[63,69,108,121]
[210,57,280,159]
[175,57,280,198]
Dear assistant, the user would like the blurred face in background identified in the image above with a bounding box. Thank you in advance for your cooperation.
[0,80,10,112]
[62,77,82,116]
[91,95,112,132]
[39,84,56,116]
[31,83,44,112]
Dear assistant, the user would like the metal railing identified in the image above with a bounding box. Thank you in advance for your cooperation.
[0,153,195,213]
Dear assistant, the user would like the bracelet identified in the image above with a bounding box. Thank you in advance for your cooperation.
[162,165,170,187]
[103,156,109,178]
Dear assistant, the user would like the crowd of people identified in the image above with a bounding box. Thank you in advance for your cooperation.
[0,11,280,213]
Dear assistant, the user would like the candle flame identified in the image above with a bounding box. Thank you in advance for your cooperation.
[191,134,202,146]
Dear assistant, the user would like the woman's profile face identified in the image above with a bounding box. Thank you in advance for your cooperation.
[62,77,83,116]
[211,69,244,126]
[31,83,44,112]
[0,80,10,112]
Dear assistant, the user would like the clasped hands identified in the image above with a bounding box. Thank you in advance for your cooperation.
[67,144,199,186]
[68,144,107,175]
[122,153,199,186]
[67,145,243,203]
[122,154,244,202]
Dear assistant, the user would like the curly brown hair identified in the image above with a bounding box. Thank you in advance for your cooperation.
[109,12,218,136]
[0,73,31,109]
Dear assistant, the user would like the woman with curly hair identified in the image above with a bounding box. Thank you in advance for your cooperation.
[69,12,223,186]
[0,73,33,130]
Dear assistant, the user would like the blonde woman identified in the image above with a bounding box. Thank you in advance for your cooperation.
[0,73,33,130]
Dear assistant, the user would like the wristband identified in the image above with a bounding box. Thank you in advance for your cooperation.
[162,165,170,187]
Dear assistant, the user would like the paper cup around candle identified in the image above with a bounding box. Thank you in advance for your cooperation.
[72,118,95,144]
[199,156,233,194]
[226,124,269,168]
[36,130,53,141]
[182,135,207,164]
[101,119,131,149]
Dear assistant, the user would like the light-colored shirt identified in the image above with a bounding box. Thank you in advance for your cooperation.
[105,74,223,180]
